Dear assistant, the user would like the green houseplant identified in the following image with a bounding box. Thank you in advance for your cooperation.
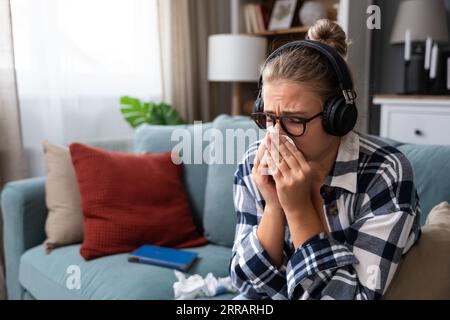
[120,96,186,128]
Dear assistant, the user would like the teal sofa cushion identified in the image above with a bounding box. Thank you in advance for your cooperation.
[19,244,235,300]
[396,144,450,225]
[1,177,47,300]
[202,115,264,247]
[353,135,450,225]
[372,136,450,224]
[134,123,212,235]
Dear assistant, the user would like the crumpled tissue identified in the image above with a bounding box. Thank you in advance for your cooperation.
[173,270,238,300]
[260,126,295,175]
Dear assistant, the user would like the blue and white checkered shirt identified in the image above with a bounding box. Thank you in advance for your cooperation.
[229,131,421,300]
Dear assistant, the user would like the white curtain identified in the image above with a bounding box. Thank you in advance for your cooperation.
[0,0,28,300]
[10,0,163,177]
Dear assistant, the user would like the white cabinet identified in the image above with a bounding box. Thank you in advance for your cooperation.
[374,95,450,145]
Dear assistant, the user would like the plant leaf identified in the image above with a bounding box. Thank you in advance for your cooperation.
[119,96,186,128]
[119,96,149,128]
[159,103,186,125]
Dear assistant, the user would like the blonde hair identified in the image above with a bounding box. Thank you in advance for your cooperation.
[261,19,351,103]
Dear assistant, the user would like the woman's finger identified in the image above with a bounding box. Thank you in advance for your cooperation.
[277,139,301,171]
[255,139,267,165]
[253,152,260,169]
[277,156,291,177]
[268,147,291,178]
[283,136,308,168]
[267,148,285,178]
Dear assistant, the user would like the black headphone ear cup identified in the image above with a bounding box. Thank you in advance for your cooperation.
[322,96,357,136]
[336,103,358,136]
[253,95,264,113]
[322,96,342,136]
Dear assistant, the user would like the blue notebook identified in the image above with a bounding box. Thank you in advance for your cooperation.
[128,245,199,271]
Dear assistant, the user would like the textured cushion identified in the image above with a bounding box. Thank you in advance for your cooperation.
[367,136,450,225]
[425,202,450,228]
[396,144,450,225]
[69,143,207,260]
[203,115,263,247]
[19,244,233,300]
[134,123,213,235]
[383,202,450,300]
[43,141,83,253]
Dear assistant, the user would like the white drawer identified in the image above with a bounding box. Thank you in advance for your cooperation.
[384,109,450,145]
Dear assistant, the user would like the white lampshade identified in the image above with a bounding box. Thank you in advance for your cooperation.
[208,34,268,82]
[390,0,449,44]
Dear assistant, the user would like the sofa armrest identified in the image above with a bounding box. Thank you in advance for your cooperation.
[1,177,47,300]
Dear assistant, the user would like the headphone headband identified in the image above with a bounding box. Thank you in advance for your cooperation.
[258,40,356,104]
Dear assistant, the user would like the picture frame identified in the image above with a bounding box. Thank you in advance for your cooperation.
[268,0,298,31]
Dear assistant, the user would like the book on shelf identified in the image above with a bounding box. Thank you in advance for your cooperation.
[242,3,270,34]
[243,4,253,33]
[255,4,266,32]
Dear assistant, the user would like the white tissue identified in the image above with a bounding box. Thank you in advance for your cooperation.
[260,127,295,175]
[267,126,295,146]
[173,270,238,300]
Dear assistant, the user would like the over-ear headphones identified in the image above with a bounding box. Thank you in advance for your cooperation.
[253,40,358,137]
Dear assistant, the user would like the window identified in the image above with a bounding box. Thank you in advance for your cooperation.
[10,0,162,176]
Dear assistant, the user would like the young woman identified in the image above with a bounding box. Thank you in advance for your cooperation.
[230,19,421,300]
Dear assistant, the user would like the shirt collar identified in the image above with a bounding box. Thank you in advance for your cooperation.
[324,131,359,194]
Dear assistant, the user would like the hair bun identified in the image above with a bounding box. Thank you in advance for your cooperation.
[306,19,348,57]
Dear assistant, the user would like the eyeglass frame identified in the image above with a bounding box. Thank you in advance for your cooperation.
[251,111,324,137]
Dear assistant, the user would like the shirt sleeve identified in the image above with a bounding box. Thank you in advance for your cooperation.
[229,145,289,300]
[286,160,422,300]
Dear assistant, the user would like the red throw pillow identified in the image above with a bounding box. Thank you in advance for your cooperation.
[69,143,207,260]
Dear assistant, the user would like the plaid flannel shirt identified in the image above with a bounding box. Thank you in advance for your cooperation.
[229,131,421,300]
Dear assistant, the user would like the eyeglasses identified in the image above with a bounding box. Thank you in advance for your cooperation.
[251,112,323,137]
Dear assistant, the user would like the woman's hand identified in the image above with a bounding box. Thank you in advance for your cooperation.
[252,137,282,211]
[266,135,314,218]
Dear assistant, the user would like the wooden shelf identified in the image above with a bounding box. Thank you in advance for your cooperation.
[244,26,309,37]
[373,94,450,101]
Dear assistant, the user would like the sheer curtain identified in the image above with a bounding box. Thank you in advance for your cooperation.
[0,0,28,300]
[10,0,163,177]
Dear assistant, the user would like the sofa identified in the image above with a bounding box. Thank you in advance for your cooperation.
[2,114,450,300]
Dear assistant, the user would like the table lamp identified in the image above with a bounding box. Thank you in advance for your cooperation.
[208,34,267,115]
[390,0,449,94]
